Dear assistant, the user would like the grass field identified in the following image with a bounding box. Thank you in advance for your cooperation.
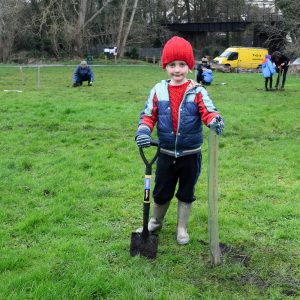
[0,64,299,299]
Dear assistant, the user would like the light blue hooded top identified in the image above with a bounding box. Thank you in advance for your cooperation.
[262,55,276,78]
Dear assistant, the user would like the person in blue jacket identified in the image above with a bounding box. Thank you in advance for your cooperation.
[72,60,94,87]
[196,57,213,85]
[262,54,275,91]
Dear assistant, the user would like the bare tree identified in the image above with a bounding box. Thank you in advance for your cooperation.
[74,0,113,55]
[116,0,128,54]
[118,0,139,57]
[257,0,300,56]
[275,0,300,56]
[184,0,191,22]
[0,0,24,62]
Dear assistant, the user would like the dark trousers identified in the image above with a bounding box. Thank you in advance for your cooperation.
[265,76,273,90]
[196,70,203,83]
[153,152,202,205]
[275,66,288,88]
[196,74,210,86]
[75,75,92,85]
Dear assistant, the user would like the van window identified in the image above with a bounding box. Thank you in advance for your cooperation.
[227,52,238,60]
[220,51,239,60]
[220,51,231,57]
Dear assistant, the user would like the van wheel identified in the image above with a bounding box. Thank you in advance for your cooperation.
[224,64,231,73]
[257,65,262,72]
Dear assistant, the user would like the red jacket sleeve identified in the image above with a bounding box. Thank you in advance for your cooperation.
[194,89,219,125]
[139,94,158,131]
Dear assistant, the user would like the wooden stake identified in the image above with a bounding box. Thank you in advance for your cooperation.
[207,129,222,266]
[19,66,25,84]
[37,65,40,88]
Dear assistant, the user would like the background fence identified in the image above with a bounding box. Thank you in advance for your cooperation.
[1,63,298,93]
[0,64,154,91]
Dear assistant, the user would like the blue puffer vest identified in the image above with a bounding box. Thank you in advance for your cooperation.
[146,80,216,157]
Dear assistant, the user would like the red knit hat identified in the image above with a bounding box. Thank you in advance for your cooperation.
[161,36,194,70]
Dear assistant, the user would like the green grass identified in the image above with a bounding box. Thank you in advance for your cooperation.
[0,65,299,299]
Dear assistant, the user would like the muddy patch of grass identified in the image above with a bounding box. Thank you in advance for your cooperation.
[199,240,300,297]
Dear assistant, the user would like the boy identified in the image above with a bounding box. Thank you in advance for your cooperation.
[135,36,224,245]
[262,54,275,91]
[73,60,94,87]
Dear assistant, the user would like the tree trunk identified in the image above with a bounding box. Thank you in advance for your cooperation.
[116,0,128,54]
[184,0,191,22]
[0,0,23,62]
[84,0,113,27]
[75,0,113,56]
[119,0,139,57]
[148,0,153,25]
[75,0,88,56]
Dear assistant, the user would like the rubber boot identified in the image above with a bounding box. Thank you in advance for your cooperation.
[136,201,171,233]
[176,200,192,245]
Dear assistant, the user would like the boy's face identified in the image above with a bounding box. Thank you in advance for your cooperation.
[166,61,189,85]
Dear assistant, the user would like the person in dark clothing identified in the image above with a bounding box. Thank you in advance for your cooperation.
[271,51,290,90]
[72,60,94,87]
[196,56,213,85]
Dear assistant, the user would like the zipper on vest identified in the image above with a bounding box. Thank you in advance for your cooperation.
[174,106,180,158]
[175,90,192,158]
[175,88,197,157]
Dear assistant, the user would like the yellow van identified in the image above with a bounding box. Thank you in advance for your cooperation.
[213,47,268,70]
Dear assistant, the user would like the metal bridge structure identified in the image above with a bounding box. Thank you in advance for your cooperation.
[164,14,283,50]
[165,14,282,32]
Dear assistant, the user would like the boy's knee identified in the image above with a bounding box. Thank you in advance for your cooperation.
[176,195,196,204]
[154,197,172,205]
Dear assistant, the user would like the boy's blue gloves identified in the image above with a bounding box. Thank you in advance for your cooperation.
[208,115,225,135]
[136,124,151,148]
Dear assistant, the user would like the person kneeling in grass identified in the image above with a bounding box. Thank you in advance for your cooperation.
[72,60,94,87]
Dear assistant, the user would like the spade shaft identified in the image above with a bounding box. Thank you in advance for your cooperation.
[130,140,160,259]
